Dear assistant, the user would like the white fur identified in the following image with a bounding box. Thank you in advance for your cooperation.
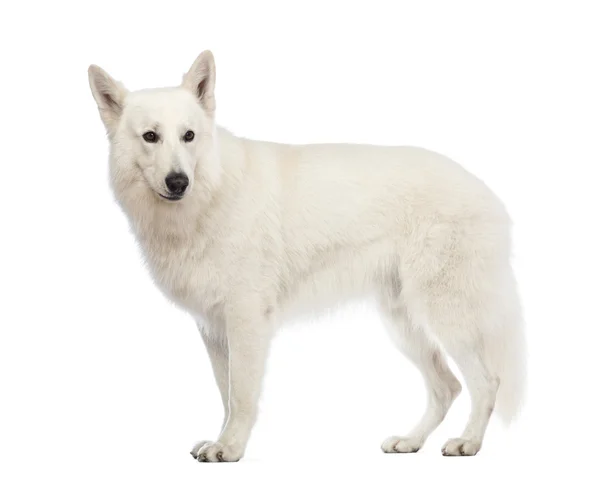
[89,50,526,462]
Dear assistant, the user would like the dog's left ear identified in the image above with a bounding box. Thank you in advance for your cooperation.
[88,65,128,134]
[182,50,216,112]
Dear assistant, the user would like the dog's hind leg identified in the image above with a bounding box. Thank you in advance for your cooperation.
[406,267,504,456]
[437,336,499,457]
[379,291,462,453]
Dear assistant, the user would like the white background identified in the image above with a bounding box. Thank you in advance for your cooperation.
[1,1,599,477]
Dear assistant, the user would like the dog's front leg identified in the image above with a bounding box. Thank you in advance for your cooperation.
[193,303,274,462]
[199,329,230,431]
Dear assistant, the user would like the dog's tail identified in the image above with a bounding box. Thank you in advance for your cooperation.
[487,269,527,424]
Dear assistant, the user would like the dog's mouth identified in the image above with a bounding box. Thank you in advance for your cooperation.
[158,192,184,202]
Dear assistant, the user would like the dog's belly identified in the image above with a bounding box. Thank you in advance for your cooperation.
[278,238,400,322]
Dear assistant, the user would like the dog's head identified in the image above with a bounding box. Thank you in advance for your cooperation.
[89,51,219,209]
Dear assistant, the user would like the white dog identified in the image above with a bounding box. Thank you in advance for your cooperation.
[89,50,526,462]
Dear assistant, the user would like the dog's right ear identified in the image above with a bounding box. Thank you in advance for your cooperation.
[88,65,128,134]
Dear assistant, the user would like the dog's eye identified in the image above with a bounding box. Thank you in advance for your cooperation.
[183,130,195,142]
[142,131,158,143]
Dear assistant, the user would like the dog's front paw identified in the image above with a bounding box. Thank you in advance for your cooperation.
[381,435,423,453]
[190,440,243,462]
[190,440,211,459]
[441,438,481,456]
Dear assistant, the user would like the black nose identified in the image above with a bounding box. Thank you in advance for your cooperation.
[165,172,189,195]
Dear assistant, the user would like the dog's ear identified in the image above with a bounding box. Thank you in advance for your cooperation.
[182,50,216,112]
[88,65,128,134]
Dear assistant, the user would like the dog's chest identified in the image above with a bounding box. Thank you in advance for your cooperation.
[141,235,229,319]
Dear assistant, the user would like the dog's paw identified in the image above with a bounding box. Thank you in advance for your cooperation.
[190,440,243,462]
[190,440,211,459]
[441,438,481,456]
[381,435,423,453]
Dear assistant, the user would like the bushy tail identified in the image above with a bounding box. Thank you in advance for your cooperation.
[487,273,527,424]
